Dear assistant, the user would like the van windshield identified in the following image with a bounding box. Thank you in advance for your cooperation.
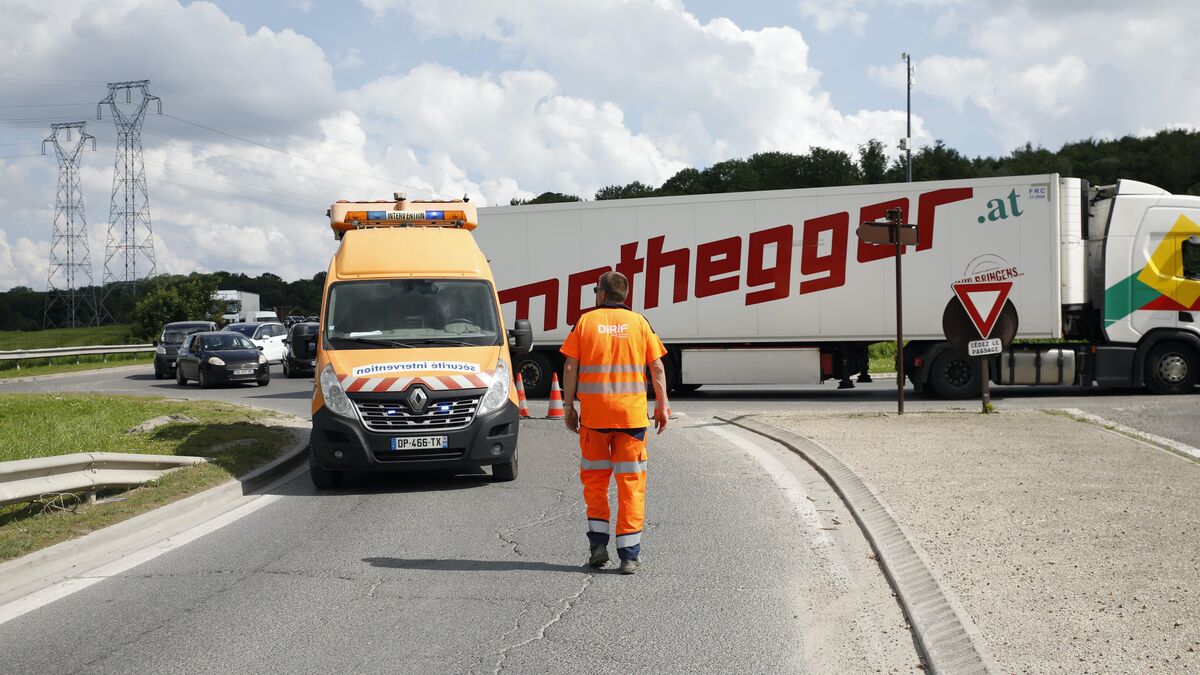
[325,279,502,348]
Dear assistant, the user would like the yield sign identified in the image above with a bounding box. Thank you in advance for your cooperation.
[952,281,1012,339]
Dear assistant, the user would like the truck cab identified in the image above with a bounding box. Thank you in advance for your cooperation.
[309,197,532,488]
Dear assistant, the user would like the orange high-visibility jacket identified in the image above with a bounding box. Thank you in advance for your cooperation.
[560,305,667,429]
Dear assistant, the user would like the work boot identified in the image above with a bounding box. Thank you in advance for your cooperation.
[588,544,610,568]
[618,558,642,575]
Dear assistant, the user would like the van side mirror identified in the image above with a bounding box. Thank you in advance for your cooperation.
[508,319,533,356]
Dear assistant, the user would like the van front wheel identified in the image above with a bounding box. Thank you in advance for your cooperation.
[309,439,343,489]
[492,449,518,482]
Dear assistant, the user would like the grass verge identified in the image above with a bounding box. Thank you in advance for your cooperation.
[0,325,135,350]
[0,393,295,563]
[0,354,152,380]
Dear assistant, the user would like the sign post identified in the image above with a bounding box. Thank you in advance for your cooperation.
[856,208,917,415]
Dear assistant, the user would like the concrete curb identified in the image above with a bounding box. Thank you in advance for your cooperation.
[0,416,309,606]
[1053,408,1200,463]
[716,414,995,675]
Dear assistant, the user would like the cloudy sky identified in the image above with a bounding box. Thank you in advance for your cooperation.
[1,0,1197,291]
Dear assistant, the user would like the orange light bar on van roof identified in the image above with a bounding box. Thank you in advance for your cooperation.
[331,201,480,239]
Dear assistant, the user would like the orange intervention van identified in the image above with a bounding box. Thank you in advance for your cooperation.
[309,195,532,488]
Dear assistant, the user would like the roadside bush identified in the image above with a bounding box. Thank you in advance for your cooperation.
[132,277,219,340]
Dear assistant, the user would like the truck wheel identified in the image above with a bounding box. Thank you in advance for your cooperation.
[309,439,343,489]
[492,448,518,482]
[516,353,553,398]
[1145,341,1198,394]
[928,350,979,399]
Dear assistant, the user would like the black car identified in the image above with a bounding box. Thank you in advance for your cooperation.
[175,331,270,388]
[282,321,319,378]
[154,321,218,379]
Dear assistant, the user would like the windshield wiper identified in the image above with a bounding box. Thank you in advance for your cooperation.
[329,336,415,348]
[411,338,482,347]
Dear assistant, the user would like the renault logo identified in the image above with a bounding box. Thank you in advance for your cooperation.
[406,386,430,412]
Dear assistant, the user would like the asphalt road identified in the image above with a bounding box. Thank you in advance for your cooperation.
[0,365,938,672]
[1,365,1195,671]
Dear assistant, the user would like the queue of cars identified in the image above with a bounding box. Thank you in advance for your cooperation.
[153,318,320,388]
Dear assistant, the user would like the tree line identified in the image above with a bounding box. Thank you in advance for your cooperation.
[0,271,326,336]
[511,128,1200,204]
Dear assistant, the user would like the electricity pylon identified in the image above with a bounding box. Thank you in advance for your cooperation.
[42,122,99,329]
[99,80,161,320]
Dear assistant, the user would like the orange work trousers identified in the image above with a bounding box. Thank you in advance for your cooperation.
[580,427,647,561]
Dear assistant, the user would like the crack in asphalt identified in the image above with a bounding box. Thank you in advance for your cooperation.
[492,574,595,674]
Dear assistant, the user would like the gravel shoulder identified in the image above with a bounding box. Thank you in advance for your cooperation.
[755,409,1200,673]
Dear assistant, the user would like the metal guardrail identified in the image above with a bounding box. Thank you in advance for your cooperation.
[0,344,155,368]
[0,452,207,506]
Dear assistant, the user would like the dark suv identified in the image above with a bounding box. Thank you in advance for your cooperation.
[283,321,319,378]
[154,321,218,379]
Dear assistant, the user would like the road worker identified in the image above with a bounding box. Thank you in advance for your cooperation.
[560,271,669,575]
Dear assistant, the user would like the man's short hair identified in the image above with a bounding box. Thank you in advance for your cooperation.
[598,271,629,303]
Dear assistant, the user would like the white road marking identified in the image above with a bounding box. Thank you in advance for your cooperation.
[704,421,850,585]
[0,493,283,626]
[1058,408,1200,462]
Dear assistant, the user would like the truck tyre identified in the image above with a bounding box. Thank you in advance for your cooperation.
[309,439,343,489]
[927,350,979,399]
[516,352,553,398]
[1144,341,1198,394]
[492,448,518,482]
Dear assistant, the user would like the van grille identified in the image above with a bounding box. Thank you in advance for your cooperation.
[354,396,480,433]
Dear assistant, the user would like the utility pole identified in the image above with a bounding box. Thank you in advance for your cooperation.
[98,80,161,322]
[42,122,99,329]
[901,52,913,182]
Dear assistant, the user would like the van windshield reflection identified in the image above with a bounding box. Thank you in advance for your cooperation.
[325,279,502,349]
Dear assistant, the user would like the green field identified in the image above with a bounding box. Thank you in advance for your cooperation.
[0,324,135,350]
[0,324,143,378]
[0,394,294,561]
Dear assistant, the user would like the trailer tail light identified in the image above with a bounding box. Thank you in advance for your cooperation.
[820,352,833,377]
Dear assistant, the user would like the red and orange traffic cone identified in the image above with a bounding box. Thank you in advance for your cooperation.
[516,373,531,419]
[546,373,565,419]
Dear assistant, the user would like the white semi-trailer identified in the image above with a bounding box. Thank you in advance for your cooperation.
[475,175,1200,398]
[213,289,260,325]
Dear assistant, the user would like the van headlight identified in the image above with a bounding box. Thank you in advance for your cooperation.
[320,364,356,418]
[477,359,511,415]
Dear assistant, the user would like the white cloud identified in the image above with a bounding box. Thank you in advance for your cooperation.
[868,0,1200,151]
[0,0,921,290]
[798,0,869,34]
